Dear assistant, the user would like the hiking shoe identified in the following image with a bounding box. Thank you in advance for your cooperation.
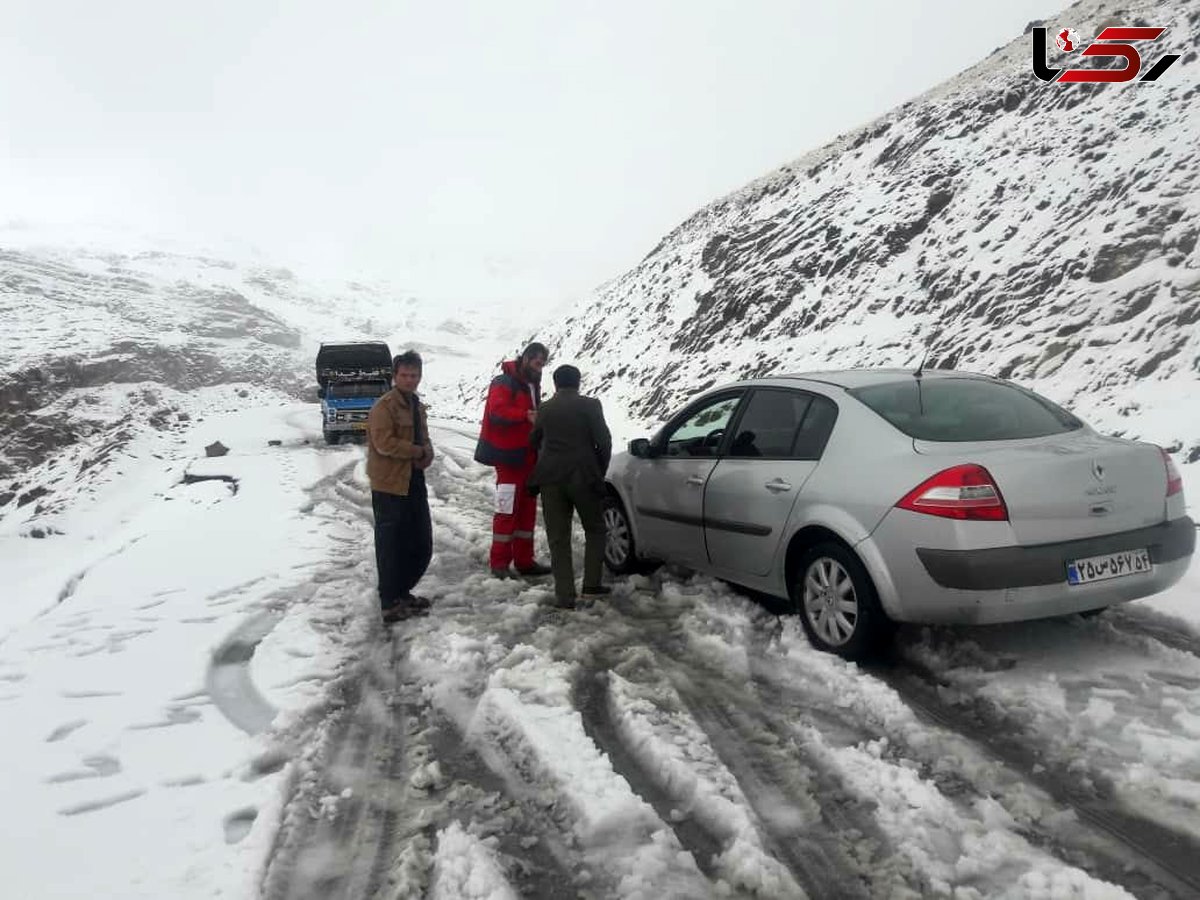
[490,567,514,579]
[516,562,552,577]
[405,593,432,610]
[580,585,612,598]
[382,604,411,625]
[550,596,577,610]
[382,600,428,625]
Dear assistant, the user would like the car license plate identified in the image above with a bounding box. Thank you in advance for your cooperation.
[352,422,367,431]
[1067,548,1151,585]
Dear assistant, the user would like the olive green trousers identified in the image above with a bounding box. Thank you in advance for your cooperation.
[539,483,606,601]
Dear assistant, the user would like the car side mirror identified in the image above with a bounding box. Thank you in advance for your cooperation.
[317,386,326,399]
[628,438,650,458]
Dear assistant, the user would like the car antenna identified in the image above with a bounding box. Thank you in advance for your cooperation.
[913,345,929,379]
[913,345,930,415]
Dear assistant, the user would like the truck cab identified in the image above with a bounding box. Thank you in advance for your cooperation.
[316,342,392,444]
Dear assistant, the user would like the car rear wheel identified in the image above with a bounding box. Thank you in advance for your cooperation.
[603,494,657,575]
[790,542,892,660]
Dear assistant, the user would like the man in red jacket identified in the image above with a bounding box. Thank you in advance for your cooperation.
[474,342,553,578]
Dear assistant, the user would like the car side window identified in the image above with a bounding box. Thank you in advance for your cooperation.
[728,390,814,458]
[664,395,742,458]
[791,395,838,460]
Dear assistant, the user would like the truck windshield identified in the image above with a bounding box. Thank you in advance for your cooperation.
[328,381,389,399]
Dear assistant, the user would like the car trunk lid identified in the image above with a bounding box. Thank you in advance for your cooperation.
[913,430,1167,544]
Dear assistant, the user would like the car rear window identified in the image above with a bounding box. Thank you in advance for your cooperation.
[849,378,1083,442]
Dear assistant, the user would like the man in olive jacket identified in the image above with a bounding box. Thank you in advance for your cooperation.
[528,365,612,608]
[367,351,435,623]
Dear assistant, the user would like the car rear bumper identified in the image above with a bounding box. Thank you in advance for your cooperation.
[916,517,1195,590]
[861,515,1195,625]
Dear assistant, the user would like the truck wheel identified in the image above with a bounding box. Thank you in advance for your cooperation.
[790,541,893,661]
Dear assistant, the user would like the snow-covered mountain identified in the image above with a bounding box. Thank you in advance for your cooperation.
[0,229,527,530]
[546,0,1200,460]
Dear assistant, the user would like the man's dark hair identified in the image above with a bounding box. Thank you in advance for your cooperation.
[393,350,423,373]
[552,364,581,389]
[520,342,549,363]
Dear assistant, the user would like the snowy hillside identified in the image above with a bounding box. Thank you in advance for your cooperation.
[0,227,525,531]
[545,0,1200,463]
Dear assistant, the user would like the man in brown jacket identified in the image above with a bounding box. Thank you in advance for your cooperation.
[367,351,434,623]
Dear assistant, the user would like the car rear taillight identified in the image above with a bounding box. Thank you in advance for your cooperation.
[1161,447,1183,497]
[897,464,1009,521]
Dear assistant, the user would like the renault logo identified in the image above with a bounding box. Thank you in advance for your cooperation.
[1091,459,1106,482]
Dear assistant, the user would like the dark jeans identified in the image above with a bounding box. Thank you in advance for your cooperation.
[540,482,605,601]
[372,470,432,609]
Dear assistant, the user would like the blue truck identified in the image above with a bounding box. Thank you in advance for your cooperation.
[316,341,392,444]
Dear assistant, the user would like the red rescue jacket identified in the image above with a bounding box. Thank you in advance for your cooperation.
[474,360,541,469]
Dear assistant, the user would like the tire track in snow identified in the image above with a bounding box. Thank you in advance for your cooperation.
[566,598,880,898]
[573,670,733,888]
[259,644,377,900]
[420,711,587,897]
[207,457,367,737]
[714,582,1200,898]
[256,451,404,899]
[206,608,283,735]
[669,672,882,899]
[870,657,1200,899]
[1095,606,1200,661]
[261,447,584,898]
[607,585,1165,898]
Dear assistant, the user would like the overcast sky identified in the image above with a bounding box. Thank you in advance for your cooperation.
[1,1,1071,304]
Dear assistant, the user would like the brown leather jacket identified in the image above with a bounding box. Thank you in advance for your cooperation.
[367,389,433,496]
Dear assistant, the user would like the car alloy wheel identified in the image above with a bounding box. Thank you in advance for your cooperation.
[802,556,858,647]
[791,541,892,660]
[604,502,631,569]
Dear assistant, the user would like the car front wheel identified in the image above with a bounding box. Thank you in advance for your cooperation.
[790,541,892,660]
[603,494,658,575]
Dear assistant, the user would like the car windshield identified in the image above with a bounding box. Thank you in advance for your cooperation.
[329,381,388,399]
[849,377,1084,442]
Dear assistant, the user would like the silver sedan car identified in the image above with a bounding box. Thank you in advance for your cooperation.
[602,369,1194,659]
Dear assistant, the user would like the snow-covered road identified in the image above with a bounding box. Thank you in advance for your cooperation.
[2,399,1199,899]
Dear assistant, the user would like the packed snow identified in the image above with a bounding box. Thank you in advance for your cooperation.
[1,393,1196,897]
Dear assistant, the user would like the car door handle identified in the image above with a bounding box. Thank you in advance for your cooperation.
[764,479,792,493]
[686,475,705,486]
